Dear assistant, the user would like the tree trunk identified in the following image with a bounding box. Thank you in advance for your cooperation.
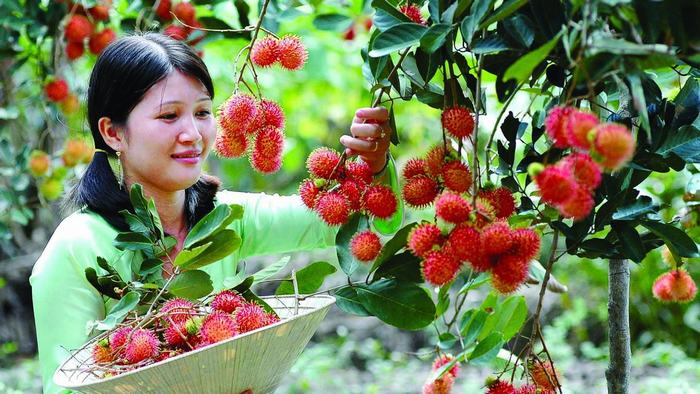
[606,258,631,394]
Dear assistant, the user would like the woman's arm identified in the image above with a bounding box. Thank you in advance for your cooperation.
[30,216,106,394]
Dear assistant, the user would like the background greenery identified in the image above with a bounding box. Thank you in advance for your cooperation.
[1,0,699,392]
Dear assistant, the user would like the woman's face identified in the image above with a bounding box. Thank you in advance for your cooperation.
[120,70,215,193]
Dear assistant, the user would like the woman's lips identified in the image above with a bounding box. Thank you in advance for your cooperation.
[171,151,201,164]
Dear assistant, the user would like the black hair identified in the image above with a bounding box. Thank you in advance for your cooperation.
[65,32,220,232]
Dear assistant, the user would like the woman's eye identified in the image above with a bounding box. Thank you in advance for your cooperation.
[197,110,211,117]
[159,113,177,120]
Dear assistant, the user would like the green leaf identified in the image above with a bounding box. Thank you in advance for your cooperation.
[275,261,337,295]
[312,13,353,31]
[233,276,255,294]
[147,198,164,240]
[458,272,491,294]
[370,222,418,273]
[460,0,493,46]
[469,332,504,363]
[253,255,291,284]
[335,286,371,316]
[371,0,412,23]
[373,8,407,31]
[436,284,451,318]
[641,220,699,258]
[627,73,651,141]
[490,296,527,341]
[460,309,488,345]
[419,23,452,53]
[184,204,242,249]
[121,212,151,236]
[369,23,428,57]
[373,251,422,283]
[85,267,120,299]
[173,242,211,268]
[336,213,368,276]
[168,270,213,300]
[96,292,140,331]
[472,36,511,54]
[139,258,163,276]
[657,124,700,162]
[113,232,153,251]
[355,279,435,330]
[611,196,658,221]
[503,31,562,84]
[479,0,529,28]
[175,229,241,270]
[438,332,458,350]
[612,221,646,263]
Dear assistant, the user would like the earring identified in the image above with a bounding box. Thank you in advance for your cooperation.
[115,151,124,189]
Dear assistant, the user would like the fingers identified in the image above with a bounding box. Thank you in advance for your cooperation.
[350,122,384,139]
[340,135,387,154]
[355,107,389,122]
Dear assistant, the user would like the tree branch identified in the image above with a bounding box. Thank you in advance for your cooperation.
[606,258,631,394]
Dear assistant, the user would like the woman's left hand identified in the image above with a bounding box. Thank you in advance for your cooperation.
[340,107,392,174]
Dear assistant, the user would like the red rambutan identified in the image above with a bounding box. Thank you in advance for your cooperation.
[350,230,382,262]
[402,157,428,180]
[173,1,196,25]
[566,110,599,150]
[544,106,574,148]
[403,176,439,208]
[250,148,282,173]
[66,41,84,60]
[479,187,516,219]
[45,79,69,102]
[446,224,483,268]
[422,250,460,286]
[277,35,308,71]
[211,289,247,314]
[299,178,321,209]
[529,361,561,391]
[435,192,472,224]
[534,165,576,205]
[306,147,341,180]
[88,28,116,55]
[486,380,517,394]
[652,269,697,303]
[199,312,238,344]
[214,129,248,158]
[346,160,373,185]
[441,107,475,140]
[253,125,284,159]
[340,179,363,211]
[251,36,280,67]
[593,123,636,170]
[491,254,530,294]
[558,152,602,190]
[314,192,350,225]
[424,145,447,177]
[234,303,269,333]
[408,223,444,258]
[508,228,541,262]
[441,160,472,193]
[124,329,160,364]
[92,341,112,363]
[159,298,195,326]
[64,15,93,43]
[480,222,514,256]
[556,184,594,221]
[155,0,173,21]
[218,93,258,135]
[363,184,398,219]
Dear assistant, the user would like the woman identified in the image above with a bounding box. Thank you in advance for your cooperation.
[30,33,396,393]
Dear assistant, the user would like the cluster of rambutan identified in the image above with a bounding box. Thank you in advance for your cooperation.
[422,354,459,394]
[299,148,398,261]
[484,361,560,394]
[61,1,116,61]
[532,106,636,221]
[156,0,206,50]
[214,93,286,173]
[251,35,308,71]
[401,146,540,293]
[90,289,279,376]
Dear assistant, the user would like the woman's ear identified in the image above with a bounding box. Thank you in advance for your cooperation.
[98,117,124,151]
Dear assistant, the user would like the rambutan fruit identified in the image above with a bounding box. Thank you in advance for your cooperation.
[534,165,576,205]
[424,145,447,177]
[163,24,189,41]
[251,36,280,67]
[88,5,110,21]
[340,179,363,211]
[432,353,459,378]
[556,184,594,221]
[441,160,472,193]
[408,223,444,258]
[124,329,160,364]
[173,1,196,25]
[88,28,116,55]
[64,15,93,43]
[652,269,697,303]
[45,79,69,102]
[363,184,398,219]
[277,35,308,71]
[250,148,282,173]
[491,254,530,294]
[422,375,454,394]
[214,129,248,158]
[28,150,50,177]
[514,384,537,394]
[199,312,238,344]
[299,178,321,209]
[345,160,373,185]
[422,250,460,286]
[218,93,258,135]
[480,222,514,256]
[402,157,428,180]
[486,380,517,394]
[163,320,198,348]
[399,3,426,25]
[566,110,599,150]
[234,303,269,333]
[479,187,516,219]
[306,147,341,180]
[529,360,561,391]
[159,298,195,326]
[435,192,471,224]
[211,289,246,314]
[92,341,112,363]
[441,107,475,139]
[253,125,284,158]
[558,152,602,190]
[350,230,382,262]
[255,99,285,130]
[66,41,84,60]
[473,198,497,229]
[509,228,541,262]
[544,106,574,148]
[403,176,439,208]
[593,123,636,170]
[314,192,350,225]
[446,224,482,267]
[155,0,172,21]
[108,326,132,357]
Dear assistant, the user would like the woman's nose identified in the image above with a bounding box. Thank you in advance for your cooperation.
[178,115,203,144]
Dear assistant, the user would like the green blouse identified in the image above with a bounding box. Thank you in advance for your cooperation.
[30,191,341,393]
